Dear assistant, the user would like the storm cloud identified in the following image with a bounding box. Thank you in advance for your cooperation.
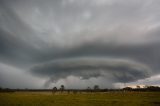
[31,58,151,86]
[0,0,160,88]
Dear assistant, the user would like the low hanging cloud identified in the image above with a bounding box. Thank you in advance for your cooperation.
[31,57,151,87]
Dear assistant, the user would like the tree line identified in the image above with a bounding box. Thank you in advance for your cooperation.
[0,85,160,93]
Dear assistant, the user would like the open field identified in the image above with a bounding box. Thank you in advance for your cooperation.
[0,92,160,106]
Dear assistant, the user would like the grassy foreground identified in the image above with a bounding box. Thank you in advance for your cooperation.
[0,92,160,106]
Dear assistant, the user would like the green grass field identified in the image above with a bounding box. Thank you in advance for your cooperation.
[0,92,160,106]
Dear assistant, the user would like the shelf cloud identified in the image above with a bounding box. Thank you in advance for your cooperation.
[31,57,151,87]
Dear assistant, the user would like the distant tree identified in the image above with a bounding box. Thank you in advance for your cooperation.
[144,85,149,88]
[123,87,132,91]
[52,87,57,94]
[136,85,140,89]
[86,87,92,92]
[94,85,100,91]
[60,85,65,92]
[87,87,91,90]
[146,86,160,91]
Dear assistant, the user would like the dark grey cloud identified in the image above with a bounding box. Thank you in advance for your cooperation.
[0,0,160,88]
[35,41,160,74]
[31,58,151,87]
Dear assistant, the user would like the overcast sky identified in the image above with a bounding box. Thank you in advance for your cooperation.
[0,0,160,89]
